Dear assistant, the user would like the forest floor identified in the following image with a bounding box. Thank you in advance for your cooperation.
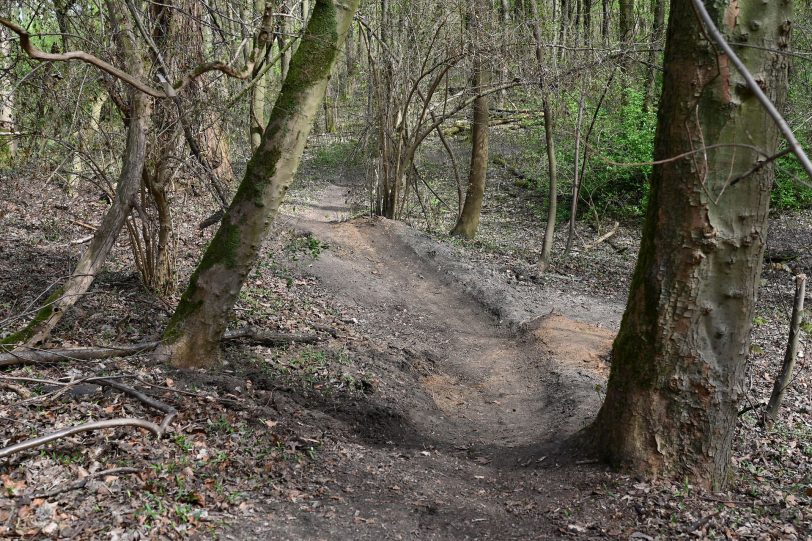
[0,136,810,539]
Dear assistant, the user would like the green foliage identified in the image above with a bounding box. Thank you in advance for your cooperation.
[311,141,362,168]
[772,153,812,210]
[285,232,325,259]
[580,88,657,219]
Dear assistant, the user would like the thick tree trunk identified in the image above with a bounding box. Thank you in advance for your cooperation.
[157,0,359,369]
[592,0,791,488]
[618,0,634,42]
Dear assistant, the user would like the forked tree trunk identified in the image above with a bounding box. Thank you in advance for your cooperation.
[592,0,791,489]
[157,0,359,368]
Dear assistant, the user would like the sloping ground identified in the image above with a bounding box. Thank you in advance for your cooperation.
[215,185,623,539]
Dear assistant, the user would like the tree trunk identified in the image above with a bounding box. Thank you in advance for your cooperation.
[618,0,634,42]
[592,0,791,489]
[527,0,557,272]
[539,96,557,273]
[157,0,359,369]
[250,0,274,151]
[451,3,491,240]
[0,26,16,162]
[642,0,665,114]
[2,5,150,346]
[764,274,807,427]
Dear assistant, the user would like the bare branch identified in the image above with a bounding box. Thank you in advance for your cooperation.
[0,418,163,459]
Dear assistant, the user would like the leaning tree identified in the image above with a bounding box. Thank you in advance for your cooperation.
[592,0,792,488]
[157,0,360,368]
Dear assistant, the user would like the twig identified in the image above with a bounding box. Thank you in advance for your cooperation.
[0,418,162,459]
[24,467,140,499]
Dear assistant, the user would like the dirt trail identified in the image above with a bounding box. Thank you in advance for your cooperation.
[285,185,621,459]
[224,184,625,539]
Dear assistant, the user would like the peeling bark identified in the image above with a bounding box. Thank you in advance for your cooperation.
[593,0,791,488]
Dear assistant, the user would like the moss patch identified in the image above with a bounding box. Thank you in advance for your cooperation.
[1,287,64,345]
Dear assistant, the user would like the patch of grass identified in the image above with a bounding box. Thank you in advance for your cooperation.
[285,233,326,259]
[311,141,362,168]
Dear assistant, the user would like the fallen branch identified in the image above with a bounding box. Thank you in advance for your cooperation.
[95,379,177,433]
[1,329,321,367]
[24,467,140,500]
[0,342,160,367]
[0,418,162,459]
[584,221,620,250]
[0,381,32,399]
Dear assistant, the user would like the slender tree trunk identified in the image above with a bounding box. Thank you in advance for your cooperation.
[565,87,586,254]
[592,0,791,489]
[279,2,292,81]
[642,0,665,114]
[451,0,491,239]
[0,26,16,162]
[527,0,557,272]
[539,97,557,273]
[157,0,360,369]
[764,274,807,427]
[2,4,149,346]
[250,0,274,150]
[601,0,610,45]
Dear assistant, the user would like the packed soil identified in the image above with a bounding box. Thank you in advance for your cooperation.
[0,142,809,539]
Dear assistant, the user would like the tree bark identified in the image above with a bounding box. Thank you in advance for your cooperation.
[1,4,149,347]
[0,26,16,162]
[157,0,360,369]
[539,96,557,273]
[642,0,665,114]
[451,0,491,239]
[764,274,807,427]
[592,0,791,489]
[618,0,634,42]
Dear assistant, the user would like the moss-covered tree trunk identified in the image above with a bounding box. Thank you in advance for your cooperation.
[157,0,359,368]
[592,0,791,489]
